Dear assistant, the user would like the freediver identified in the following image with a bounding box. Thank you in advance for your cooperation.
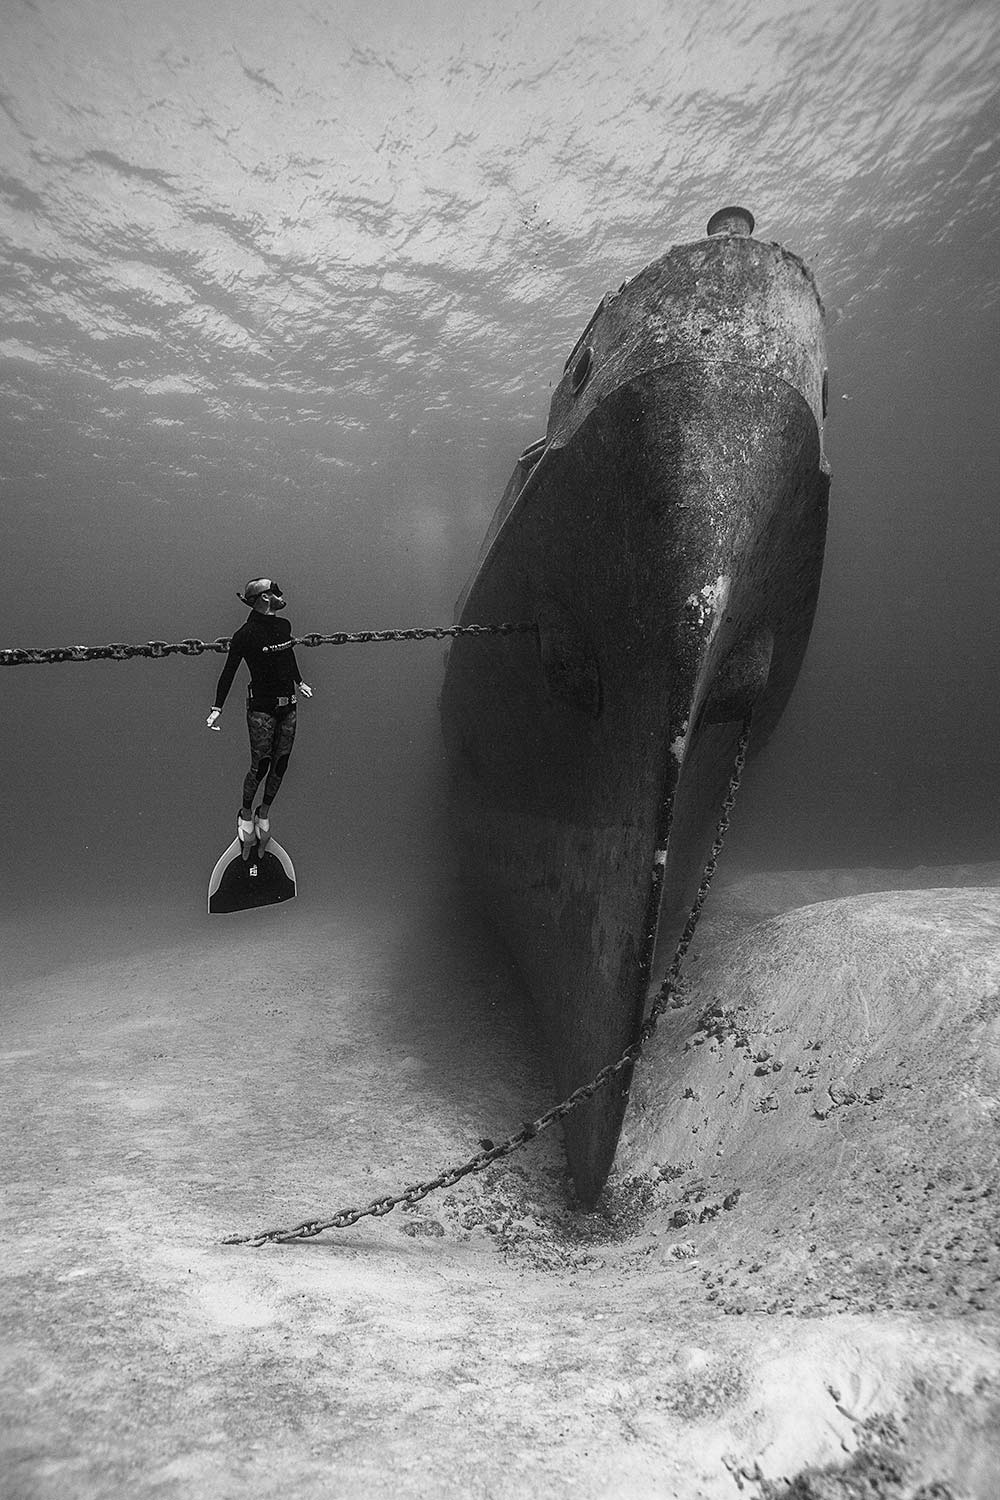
[206,578,313,855]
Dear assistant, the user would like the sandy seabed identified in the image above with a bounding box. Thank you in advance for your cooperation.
[1,861,998,1499]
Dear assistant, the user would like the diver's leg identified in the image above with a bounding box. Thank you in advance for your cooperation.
[258,707,297,812]
[242,710,276,814]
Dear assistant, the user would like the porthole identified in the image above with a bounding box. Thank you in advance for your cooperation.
[571,345,593,394]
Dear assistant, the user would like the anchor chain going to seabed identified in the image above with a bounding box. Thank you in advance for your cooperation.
[223,717,753,1248]
[0,622,535,667]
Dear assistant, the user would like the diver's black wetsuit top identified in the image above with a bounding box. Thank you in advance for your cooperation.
[213,613,302,713]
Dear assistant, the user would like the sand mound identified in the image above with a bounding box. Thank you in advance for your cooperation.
[623,887,1000,1310]
[608,885,1000,1494]
[714,861,1000,922]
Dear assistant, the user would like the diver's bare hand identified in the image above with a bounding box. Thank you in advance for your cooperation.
[206,708,222,731]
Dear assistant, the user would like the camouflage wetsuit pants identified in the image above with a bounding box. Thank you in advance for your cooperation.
[242,706,297,810]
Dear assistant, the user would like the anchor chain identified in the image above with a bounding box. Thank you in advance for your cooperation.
[0,621,535,668]
[223,718,752,1247]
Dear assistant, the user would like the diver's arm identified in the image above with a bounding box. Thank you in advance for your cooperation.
[207,633,244,727]
[213,637,243,709]
[289,637,312,697]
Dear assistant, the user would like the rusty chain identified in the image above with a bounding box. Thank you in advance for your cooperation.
[3,601,750,1242]
[0,621,535,668]
[223,717,751,1247]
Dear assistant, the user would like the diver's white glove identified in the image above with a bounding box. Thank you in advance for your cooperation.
[206,708,222,731]
[298,683,313,699]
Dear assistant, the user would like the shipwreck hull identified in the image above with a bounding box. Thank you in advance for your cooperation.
[440,223,829,1204]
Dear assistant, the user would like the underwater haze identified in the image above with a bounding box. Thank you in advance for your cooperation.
[2,0,999,939]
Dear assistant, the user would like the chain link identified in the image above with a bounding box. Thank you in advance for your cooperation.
[0,621,535,668]
[223,718,751,1247]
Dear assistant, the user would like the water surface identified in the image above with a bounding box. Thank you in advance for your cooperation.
[2,0,998,932]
